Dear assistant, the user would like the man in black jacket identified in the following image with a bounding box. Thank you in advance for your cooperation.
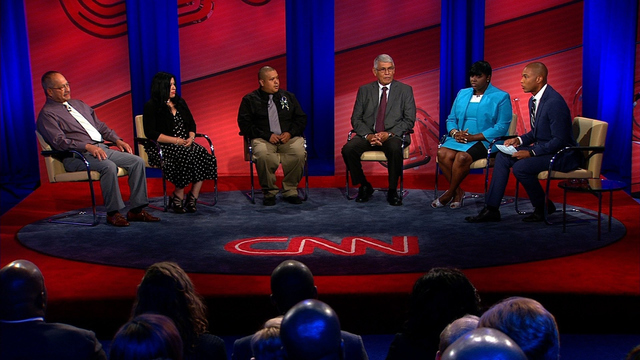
[238,66,307,206]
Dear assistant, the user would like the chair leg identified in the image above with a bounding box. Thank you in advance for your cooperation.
[47,177,100,226]
[194,178,218,206]
[345,169,356,200]
[514,180,527,214]
[399,168,404,199]
[244,160,256,204]
[148,175,169,212]
[302,157,309,201]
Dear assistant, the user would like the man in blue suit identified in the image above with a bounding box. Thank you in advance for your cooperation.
[466,62,581,223]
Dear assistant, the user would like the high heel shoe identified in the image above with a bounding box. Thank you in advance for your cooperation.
[450,190,465,209]
[170,193,185,214]
[431,191,452,209]
[185,192,197,213]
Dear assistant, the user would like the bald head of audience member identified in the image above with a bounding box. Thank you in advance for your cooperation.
[0,260,47,321]
[479,296,560,360]
[436,315,480,360]
[441,327,527,360]
[270,260,318,314]
[280,300,343,360]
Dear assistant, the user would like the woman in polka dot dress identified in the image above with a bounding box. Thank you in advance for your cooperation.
[143,72,217,213]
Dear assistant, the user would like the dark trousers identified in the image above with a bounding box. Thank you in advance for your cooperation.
[341,136,403,190]
[486,148,558,210]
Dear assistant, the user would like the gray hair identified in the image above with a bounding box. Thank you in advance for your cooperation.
[374,54,394,69]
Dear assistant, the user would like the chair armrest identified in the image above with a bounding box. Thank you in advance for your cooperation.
[347,130,356,141]
[136,137,165,163]
[548,145,605,172]
[41,149,92,171]
[195,133,215,156]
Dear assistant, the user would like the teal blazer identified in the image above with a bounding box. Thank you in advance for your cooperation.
[442,83,512,152]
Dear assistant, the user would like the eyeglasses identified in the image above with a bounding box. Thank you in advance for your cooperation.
[50,83,70,90]
[376,66,395,73]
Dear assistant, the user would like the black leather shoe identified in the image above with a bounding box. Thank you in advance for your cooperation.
[522,212,545,222]
[284,195,302,204]
[387,190,402,206]
[263,197,276,206]
[355,183,374,203]
[523,201,556,222]
[465,207,501,223]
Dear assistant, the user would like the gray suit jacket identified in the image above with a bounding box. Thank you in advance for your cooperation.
[350,80,416,143]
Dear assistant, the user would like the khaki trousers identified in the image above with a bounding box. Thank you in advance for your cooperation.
[251,136,305,198]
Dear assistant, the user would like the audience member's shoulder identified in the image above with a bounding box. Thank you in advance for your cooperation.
[189,333,227,360]
[1,321,105,359]
[231,334,253,360]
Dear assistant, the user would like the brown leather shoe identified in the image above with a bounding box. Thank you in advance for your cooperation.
[107,212,130,227]
[126,209,160,222]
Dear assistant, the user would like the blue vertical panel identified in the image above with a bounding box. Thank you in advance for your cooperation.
[439,0,485,137]
[583,0,636,186]
[126,0,181,124]
[286,0,335,175]
[1,0,39,186]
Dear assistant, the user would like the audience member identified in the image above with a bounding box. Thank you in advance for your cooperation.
[478,296,560,360]
[232,260,367,360]
[440,327,527,360]
[237,66,307,206]
[385,267,481,360]
[626,344,640,360]
[132,262,226,360]
[143,71,217,213]
[280,299,343,360]
[433,60,512,209]
[342,53,416,206]
[36,71,160,227]
[436,314,480,360]
[109,313,183,360]
[0,259,107,359]
[466,62,581,223]
[250,316,284,360]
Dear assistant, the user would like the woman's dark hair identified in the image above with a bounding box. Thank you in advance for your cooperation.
[132,262,209,353]
[151,72,179,106]
[469,61,492,77]
[403,268,481,343]
[109,313,183,360]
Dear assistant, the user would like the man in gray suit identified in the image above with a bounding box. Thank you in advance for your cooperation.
[342,54,416,206]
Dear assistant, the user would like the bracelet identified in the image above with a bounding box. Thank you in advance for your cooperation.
[529,150,535,157]
[450,129,459,137]
[175,138,179,145]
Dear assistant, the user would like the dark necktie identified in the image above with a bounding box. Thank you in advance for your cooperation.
[375,86,388,133]
[530,98,537,129]
[268,94,282,135]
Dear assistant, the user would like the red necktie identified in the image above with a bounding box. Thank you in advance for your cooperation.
[375,86,388,133]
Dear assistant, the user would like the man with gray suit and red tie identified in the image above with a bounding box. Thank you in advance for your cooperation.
[466,62,582,223]
[342,54,416,206]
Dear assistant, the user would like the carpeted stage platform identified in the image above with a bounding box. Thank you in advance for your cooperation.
[1,175,639,340]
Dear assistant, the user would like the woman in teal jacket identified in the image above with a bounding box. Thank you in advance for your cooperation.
[433,61,512,209]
